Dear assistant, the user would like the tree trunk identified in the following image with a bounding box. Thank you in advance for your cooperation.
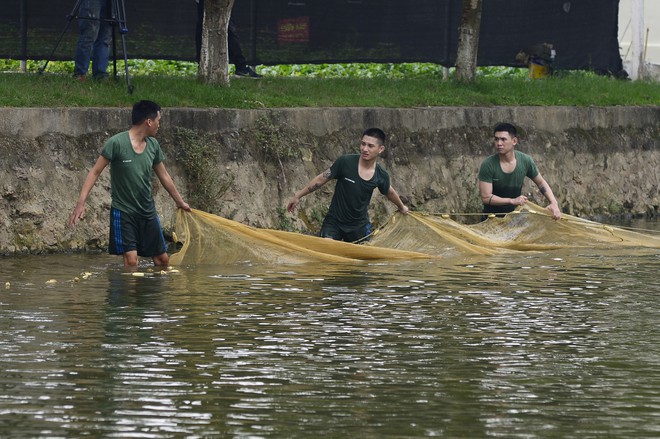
[455,0,483,82]
[198,0,235,86]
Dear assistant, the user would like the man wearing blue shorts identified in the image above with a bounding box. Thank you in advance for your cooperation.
[287,128,409,243]
[68,100,191,267]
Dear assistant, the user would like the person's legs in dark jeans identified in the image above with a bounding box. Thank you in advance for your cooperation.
[74,0,111,79]
[91,0,112,79]
[228,19,261,77]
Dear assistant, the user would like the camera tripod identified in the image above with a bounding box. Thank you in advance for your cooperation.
[40,0,134,94]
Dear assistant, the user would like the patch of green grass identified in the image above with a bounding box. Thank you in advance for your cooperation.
[1,59,658,108]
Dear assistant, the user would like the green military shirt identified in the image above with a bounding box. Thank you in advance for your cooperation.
[101,131,164,218]
[326,154,390,231]
[478,150,539,214]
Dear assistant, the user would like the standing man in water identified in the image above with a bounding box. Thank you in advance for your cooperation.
[478,122,562,220]
[287,128,409,243]
[68,100,191,267]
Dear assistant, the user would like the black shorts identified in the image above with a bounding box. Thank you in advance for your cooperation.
[108,208,167,257]
[320,218,371,243]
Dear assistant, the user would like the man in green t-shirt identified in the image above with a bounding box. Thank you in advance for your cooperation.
[478,123,561,220]
[68,100,191,267]
[287,128,409,242]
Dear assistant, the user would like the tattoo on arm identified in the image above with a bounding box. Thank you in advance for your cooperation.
[322,169,332,179]
[307,183,321,194]
[540,186,547,195]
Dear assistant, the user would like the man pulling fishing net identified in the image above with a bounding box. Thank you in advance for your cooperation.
[287,128,409,243]
[478,123,562,221]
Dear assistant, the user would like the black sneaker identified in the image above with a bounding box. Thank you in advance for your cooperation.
[235,66,262,78]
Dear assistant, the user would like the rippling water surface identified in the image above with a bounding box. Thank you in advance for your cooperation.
[1,224,659,438]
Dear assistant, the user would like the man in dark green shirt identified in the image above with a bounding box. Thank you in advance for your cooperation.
[68,100,191,267]
[287,128,409,242]
[478,123,561,220]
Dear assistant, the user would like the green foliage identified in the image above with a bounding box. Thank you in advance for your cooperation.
[173,127,231,212]
[276,207,295,232]
[13,224,38,250]
[296,205,328,235]
[309,206,327,226]
[475,66,528,79]
[0,59,451,79]
[0,59,657,108]
[125,59,199,77]
[0,59,74,74]
[0,58,198,76]
[254,116,299,162]
[606,200,625,215]
[259,62,449,79]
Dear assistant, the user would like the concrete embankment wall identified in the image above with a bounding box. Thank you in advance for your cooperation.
[0,106,658,255]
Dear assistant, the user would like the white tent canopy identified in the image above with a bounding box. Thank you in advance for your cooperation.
[618,0,660,79]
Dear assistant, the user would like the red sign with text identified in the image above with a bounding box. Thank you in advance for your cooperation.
[277,17,310,43]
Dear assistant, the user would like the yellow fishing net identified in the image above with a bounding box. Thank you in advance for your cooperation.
[169,209,433,265]
[370,202,660,257]
[169,203,660,265]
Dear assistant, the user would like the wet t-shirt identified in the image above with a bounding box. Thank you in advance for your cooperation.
[325,154,390,231]
[478,150,538,215]
[101,131,164,218]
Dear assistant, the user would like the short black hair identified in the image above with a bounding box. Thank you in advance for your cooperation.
[362,127,386,145]
[493,123,517,137]
[132,100,161,125]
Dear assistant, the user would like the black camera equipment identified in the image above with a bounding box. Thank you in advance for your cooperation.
[40,0,134,94]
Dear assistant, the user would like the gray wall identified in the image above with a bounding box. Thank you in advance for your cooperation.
[0,106,658,255]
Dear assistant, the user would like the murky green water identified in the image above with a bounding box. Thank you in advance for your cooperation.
[1,222,659,438]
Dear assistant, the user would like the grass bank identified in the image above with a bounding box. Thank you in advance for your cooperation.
[1,61,658,108]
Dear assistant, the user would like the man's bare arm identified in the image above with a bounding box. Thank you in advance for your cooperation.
[287,169,332,213]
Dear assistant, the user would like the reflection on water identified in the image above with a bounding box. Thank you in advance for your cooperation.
[0,225,659,438]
